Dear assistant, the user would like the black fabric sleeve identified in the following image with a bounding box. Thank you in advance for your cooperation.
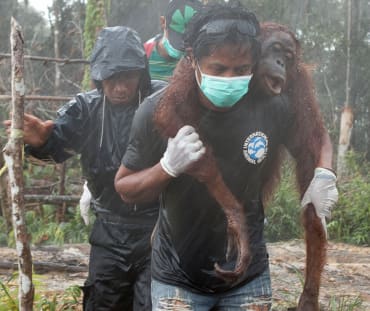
[25,130,74,163]
[122,93,166,171]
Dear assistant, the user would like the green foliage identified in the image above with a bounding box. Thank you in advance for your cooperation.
[327,295,363,311]
[0,218,8,246]
[328,152,370,245]
[36,295,58,311]
[1,157,91,248]
[0,273,82,311]
[5,205,91,248]
[36,285,82,310]
[0,275,17,311]
[264,165,302,242]
[82,0,108,90]
[272,265,364,310]
[265,151,370,246]
[31,206,91,246]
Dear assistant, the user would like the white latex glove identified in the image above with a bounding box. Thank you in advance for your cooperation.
[301,167,339,236]
[79,181,92,225]
[160,125,206,177]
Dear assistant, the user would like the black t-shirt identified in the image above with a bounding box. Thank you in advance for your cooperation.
[122,90,294,293]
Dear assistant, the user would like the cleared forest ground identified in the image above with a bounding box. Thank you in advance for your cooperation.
[0,240,369,310]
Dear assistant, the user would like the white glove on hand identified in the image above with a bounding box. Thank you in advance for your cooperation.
[160,125,206,177]
[79,181,92,225]
[301,167,339,236]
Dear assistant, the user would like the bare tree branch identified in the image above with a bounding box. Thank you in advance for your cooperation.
[3,17,34,310]
[0,95,72,101]
[0,53,89,64]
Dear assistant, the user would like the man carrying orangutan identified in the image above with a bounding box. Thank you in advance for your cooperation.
[114,2,338,310]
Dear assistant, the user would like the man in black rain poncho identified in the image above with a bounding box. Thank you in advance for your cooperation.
[5,26,166,310]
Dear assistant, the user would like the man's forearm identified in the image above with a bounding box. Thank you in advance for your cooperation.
[115,163,172,203]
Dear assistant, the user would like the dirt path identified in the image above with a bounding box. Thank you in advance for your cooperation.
[1,240,369,310]
[268,240,370,310]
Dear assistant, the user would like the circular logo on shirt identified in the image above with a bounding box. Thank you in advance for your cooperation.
[243,132,268,164]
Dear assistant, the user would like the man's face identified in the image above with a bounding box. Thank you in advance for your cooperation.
[191,42,255,110]
[194,43,254,78]
[102,70,141,105]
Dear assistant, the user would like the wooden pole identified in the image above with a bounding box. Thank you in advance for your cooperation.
[3,17,34,310]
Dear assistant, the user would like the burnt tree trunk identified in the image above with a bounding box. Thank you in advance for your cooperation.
[337,0,353,180]
[3,17,34,310]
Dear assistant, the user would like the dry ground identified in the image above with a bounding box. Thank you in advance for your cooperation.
[268,240,370,310]
[0,240,369,310]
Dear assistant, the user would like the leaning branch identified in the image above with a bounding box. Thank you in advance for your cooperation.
[2,17,34,310]
[0,53,89,64]
[0,95,73,101]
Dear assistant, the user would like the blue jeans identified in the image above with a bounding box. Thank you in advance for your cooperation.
[151,268,272,311]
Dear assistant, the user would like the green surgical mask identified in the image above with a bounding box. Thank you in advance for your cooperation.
[162,36,183,60]
[196,65,252,108]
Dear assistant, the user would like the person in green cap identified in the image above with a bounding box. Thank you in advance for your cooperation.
[144,0,202,81]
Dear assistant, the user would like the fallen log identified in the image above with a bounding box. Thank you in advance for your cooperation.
[0,260,88,273]
[24,194,80,204]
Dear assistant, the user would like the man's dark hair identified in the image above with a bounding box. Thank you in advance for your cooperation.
[184,2,261,62]
[93,58,152,99]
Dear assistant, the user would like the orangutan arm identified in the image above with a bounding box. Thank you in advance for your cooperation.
[114,163,171,203]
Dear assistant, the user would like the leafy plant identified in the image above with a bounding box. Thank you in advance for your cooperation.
[0,218,8,247]
[265,164,302,242]
[36,285,82,311]
[6,204,91,248]
[327,295,363,311]
[264,152,370,246]
[0,276,17,311]
[0,273,82,311]
[328,152,370,245]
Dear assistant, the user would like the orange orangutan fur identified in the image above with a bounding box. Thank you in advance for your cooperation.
[153,23,328,309]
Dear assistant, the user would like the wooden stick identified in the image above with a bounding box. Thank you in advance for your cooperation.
[0,53,89,64]
[3,17,34,310]
[0,95,72,101]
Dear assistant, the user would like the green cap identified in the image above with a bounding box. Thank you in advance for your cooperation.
[165,0,202,51]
